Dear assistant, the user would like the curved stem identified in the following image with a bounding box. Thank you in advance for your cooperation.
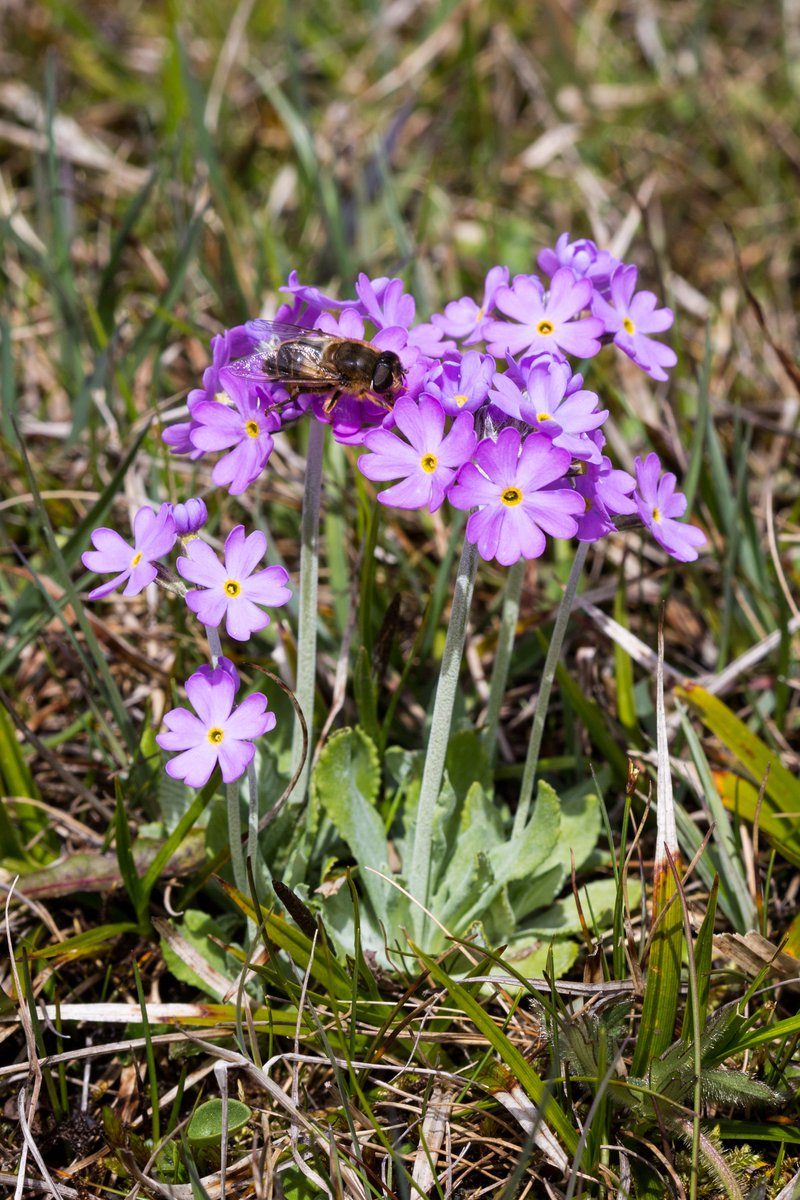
[482,557,526,765]
[289,418,325,806]
[408,535,479,940]
[513,540,589,838]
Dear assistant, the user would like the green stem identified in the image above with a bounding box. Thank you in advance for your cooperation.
[513,540,589,838]
[289,418,325,805]
[482,557,526,765]
[408,535,479,941]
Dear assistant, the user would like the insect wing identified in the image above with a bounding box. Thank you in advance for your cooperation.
[225,351,276,382]
[249,319,325,344]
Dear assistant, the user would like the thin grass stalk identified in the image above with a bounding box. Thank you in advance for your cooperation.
[631,618,683,1077]
[665,847,702,1200]
[408,535,479,939]
[513,540,589,839]
[482,557,525,764]
[290,418,325,805]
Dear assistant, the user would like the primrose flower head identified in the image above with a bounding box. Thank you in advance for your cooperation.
[634,453,706,562]
[592,265,677,381]
[359,394,477,513]
[82,503,177,600]
[171,497,208,537]
[156,665,276,788]
[484,268,604,361]
[177,524,292,641]
[422,351,496,417]
[448,427,585,566]
[191,371,280,496]
[431,265,509,345]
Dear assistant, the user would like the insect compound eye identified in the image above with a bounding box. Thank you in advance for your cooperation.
[372,353,401,393]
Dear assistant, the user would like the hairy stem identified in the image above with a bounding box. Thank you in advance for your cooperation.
[513,540,588,838]
[289,418,325,806]
[408,535,479,941]
[482,557,526,764]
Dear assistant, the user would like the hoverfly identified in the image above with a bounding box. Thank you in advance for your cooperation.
[227,320,405,415]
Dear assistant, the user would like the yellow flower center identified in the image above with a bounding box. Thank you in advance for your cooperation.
[454,394,469,408]
[501,487,523,507]
[536,320,554,337]
[476,305,486,320]
[207,727,224,745]
[420,453,438,474]
[214,390,230,404]
[244,419,260,439]
[224,579,241,598]
[623,317,635,335]
[130,551,142,567]
[537,412,552,423]
[652,506,661,523]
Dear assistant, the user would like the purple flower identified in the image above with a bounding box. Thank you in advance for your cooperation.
[359,395,477,512]
[537,234,619,296]
[431,266,509,344]
[489,358,608,462]
[191,372,280,496]
[82,504,177,600]
[592,265,677,381]
[177,525,292,641]
[196,656,240,690]
[574,456,637,542]
[448,428,585,565]
[355,274,416,331]
[422,351,496,416]
[634,453,706,562]
[156,666,276,788]
[163,325,255,459]
[484,268,604,360]
[279,270,346,313]
[171,497,208,537]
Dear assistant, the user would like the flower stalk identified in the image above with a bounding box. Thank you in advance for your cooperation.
[408,534,479,940]
[482,557,526,764]
[290,417,326,805]
[513,539,589,838]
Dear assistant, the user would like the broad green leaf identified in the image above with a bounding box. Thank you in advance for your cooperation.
[499,938,579,981]
[523,878,641,938]
[159,910,233,1000]
[508,864,566,924]
[311,727,388,924]
[489,780,561,886]
[9,830,205,900]
[187,1098,251,1148]
[445,728,493,802]
[556,789,602,875]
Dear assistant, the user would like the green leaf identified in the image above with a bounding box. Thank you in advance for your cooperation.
[311,727,388,924]
[523,877,641,938]
[353,646,380,749]
[445,728,493,802]
[187,1098,251,1148]
[488,779,561,887]
[499,938,579,981]
[631,861,683,1078]
[159,910,233,1000]
[678,684,800,866]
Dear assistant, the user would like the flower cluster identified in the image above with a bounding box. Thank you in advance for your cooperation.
[160,236,703,567]
[81,500,291,786]
[83,235,705,789]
